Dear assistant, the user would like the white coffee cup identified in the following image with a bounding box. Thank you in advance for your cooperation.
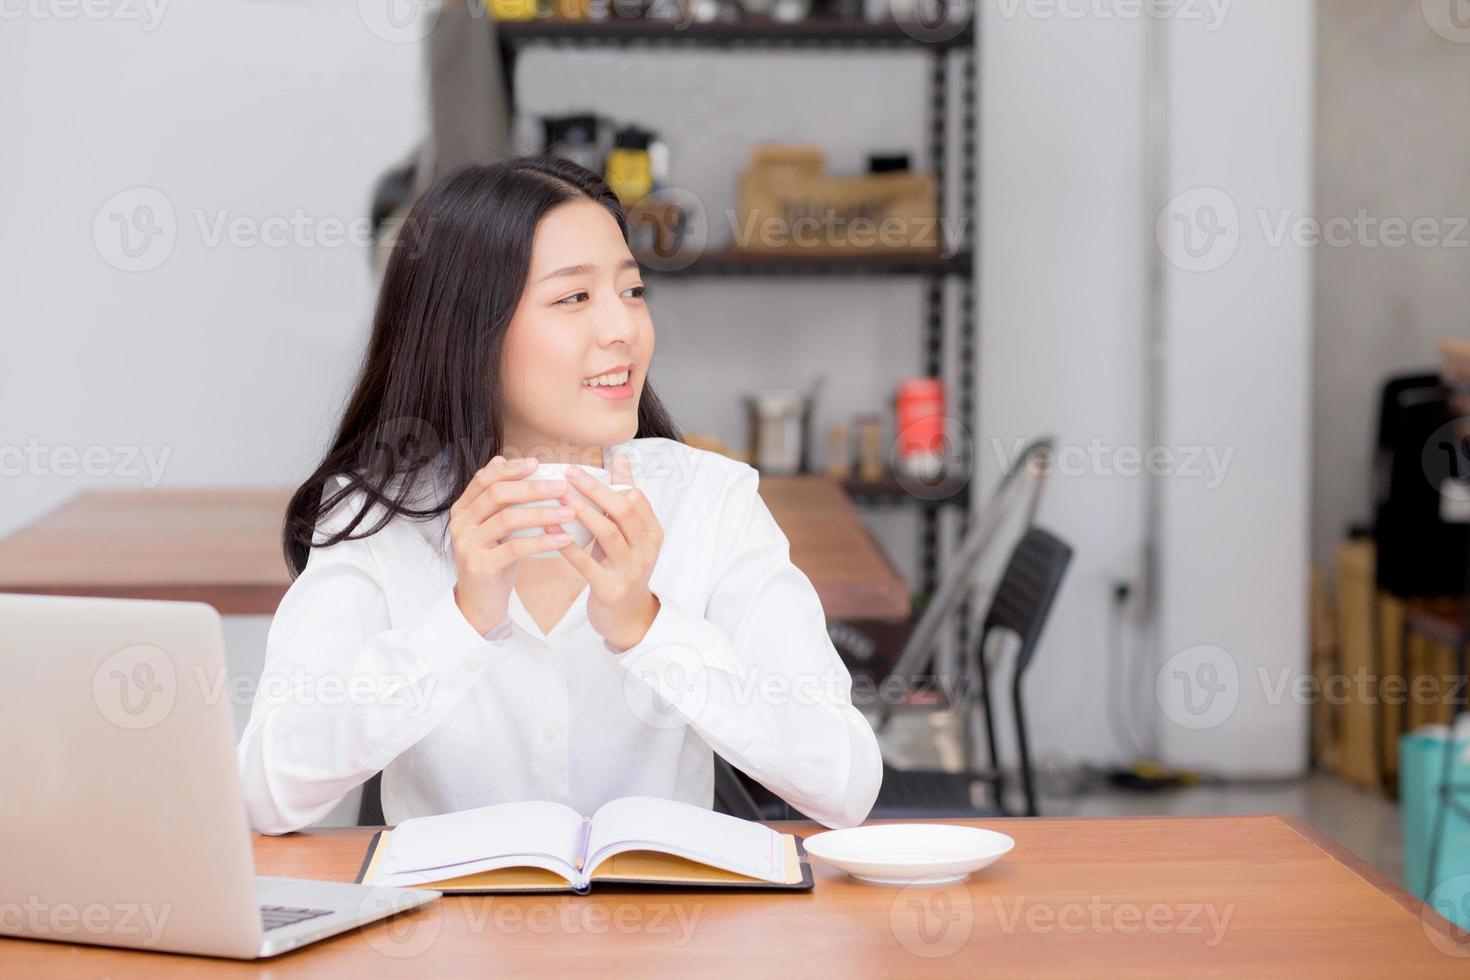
[503,462,633,558]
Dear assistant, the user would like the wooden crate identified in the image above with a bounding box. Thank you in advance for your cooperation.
[1310,563,1338,769]
[1333,540,1379,788]
[1330,539,1465,793]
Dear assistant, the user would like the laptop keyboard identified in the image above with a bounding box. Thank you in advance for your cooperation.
[260,905,334,932]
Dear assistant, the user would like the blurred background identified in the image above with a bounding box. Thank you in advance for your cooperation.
[3,0,1469,921]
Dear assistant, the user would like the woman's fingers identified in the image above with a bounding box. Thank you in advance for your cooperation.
[451,456,560,515]
[567,466,646,538]
[485,531,574,571]
[463,480,569,527]
[455,505,549,552]
[623,489,661,542]
[451,457,661,586]
[555,537,616,590]
[464,503,574,547]
[560,485,632,565]
[452,519,572,586]
[452,475,570,534]
[451,455,526,514]
[607,455,662,542]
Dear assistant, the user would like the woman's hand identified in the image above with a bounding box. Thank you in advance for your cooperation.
[554,454,664,652]
[448,456,577,635]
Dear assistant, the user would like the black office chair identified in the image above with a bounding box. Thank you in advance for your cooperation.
[850,436,1066,819]
[711,523,1073,824]
[716,438,1067,822]
[871,526,1071,819]
[358,772,385,825]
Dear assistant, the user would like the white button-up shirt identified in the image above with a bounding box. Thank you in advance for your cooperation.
[237,436,883,833]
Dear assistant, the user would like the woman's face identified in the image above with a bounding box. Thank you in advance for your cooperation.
[500,198,653,462]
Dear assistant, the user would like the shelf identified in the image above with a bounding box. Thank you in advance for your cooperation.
[842,472,972,506]
[496,15,974,50]
[488,8,979,602]
[636,248,973,277]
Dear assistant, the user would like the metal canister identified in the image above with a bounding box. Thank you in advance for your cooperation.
[856,413,884,483]
[825,423,851,479]
[745,390,807,475]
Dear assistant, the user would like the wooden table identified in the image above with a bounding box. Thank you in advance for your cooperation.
[0,477,909,621]
[2,815,1463,977]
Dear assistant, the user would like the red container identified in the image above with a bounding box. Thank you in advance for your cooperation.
[895,378,945,474]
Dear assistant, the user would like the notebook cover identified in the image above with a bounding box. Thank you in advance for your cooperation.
[355,830,814,894]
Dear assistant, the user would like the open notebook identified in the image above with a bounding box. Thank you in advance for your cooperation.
[355,796,812,894]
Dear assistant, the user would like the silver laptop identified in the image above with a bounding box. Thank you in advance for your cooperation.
[0,592,439,959]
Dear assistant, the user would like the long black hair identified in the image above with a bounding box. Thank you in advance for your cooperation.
[283,156,682,577]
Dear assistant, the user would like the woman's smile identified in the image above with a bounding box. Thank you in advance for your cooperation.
[581,363,636,401]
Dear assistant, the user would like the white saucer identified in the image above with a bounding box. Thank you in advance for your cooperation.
[802,824,1014,885]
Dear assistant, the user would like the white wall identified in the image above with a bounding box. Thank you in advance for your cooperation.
[0,3,424,539]
[1153,1,1314,776]
[978,5,1150,770]
[979,0,1314,777]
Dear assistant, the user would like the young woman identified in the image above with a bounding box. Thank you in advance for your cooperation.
[237,156,881,834]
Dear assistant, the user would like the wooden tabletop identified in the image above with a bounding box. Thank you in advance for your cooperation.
[752,476,911,621]
[0,476,909,621]
[2,815,1463,977]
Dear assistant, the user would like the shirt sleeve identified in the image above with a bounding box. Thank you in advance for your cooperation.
[611,464,883,829]
[236,476,516,835]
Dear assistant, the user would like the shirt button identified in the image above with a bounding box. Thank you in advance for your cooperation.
[542,727,557,744]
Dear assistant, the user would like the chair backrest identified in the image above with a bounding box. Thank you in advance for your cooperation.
[358,771,384,825]
[970,524,1072,817]
[982,527,1073,674]
[876,437,1055,728]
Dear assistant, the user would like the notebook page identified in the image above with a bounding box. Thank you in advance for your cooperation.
[374,800,586,888]
[583,796,785,883]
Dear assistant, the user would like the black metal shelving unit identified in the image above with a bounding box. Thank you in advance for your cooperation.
[497,15,973,51]
[495,15,978,617]
[634,247,974,279]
